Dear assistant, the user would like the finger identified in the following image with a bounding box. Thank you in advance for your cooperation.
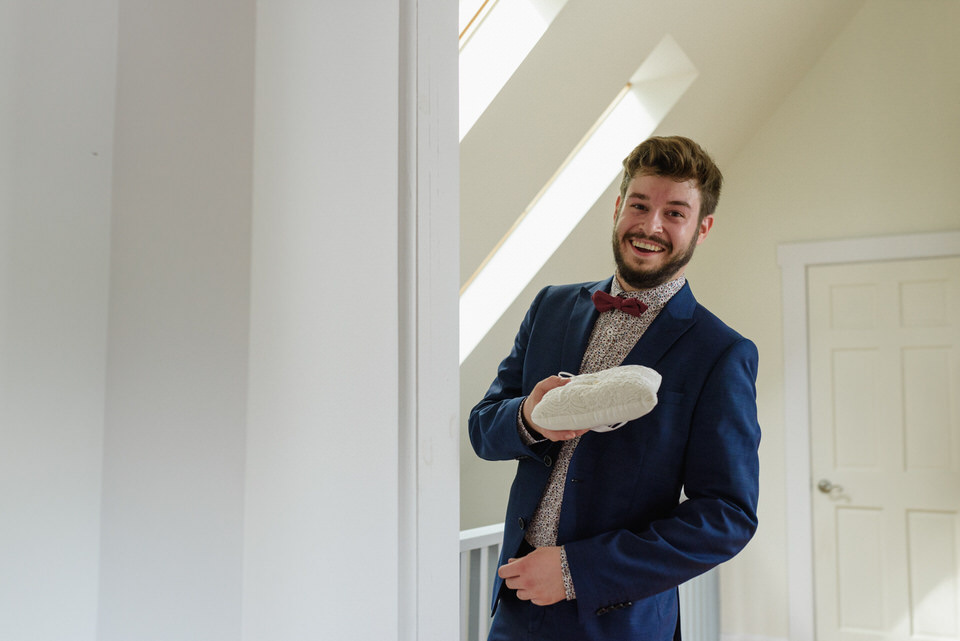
[532,376,567,400]
[543,376,570,392]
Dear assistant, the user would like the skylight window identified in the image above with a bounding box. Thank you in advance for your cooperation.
[458,0,568,141]
[459,0,490,39]
[459,36,698,363]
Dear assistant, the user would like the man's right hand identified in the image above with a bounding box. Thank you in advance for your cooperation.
[523,376,588,442]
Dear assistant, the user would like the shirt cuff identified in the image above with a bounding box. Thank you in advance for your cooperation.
[517,398,545,445]
[560,546,576,600]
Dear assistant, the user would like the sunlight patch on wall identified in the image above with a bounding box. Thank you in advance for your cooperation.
[459,0,569,141]
[459,35,698,364]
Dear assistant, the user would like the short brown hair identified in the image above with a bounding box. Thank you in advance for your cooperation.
[618,136,723,220]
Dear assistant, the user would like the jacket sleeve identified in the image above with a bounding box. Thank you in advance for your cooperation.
[468,287,555,463]
[562,337,761,621]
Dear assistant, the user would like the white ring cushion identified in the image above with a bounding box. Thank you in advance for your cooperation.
[531,365,662,432]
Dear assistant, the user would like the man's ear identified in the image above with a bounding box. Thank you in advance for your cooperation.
[696,215,715,245]
[614,196,622,221]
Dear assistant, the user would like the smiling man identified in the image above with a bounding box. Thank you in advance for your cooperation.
[613,170,712,290]
[469,136,761,641]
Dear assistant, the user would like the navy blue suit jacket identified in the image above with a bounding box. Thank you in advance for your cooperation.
[469,278,760,640]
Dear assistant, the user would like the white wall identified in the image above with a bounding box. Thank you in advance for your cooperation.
[242,2,402,639]
[96,1,255,639]
[0,1,458,640]
[1,1,116,639]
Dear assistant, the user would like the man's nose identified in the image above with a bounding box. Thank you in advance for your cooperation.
[645,211,665,233]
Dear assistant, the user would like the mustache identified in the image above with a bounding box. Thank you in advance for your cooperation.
[623,232,672,252]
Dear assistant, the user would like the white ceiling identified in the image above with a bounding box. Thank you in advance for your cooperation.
[460,0,866,286]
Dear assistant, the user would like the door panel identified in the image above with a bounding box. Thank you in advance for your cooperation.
[836,506,884,631]
[907,510,959,638]
[809,256,960,641]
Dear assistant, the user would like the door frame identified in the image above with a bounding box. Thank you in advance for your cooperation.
[777,230,960,641]
[397,1,459,638]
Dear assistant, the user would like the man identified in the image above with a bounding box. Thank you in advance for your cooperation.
[469,136,761,641]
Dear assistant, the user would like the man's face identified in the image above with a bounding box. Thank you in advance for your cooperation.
[611,173,714,291]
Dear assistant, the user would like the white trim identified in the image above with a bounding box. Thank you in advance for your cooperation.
[459,524,505,641]
[459,522,505,552]
[398,1,460,640]
[777,230,960,641]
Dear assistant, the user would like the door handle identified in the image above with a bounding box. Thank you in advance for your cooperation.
[817,479,843,494]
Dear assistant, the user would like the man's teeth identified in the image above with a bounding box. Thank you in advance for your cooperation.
[631,239,664,252]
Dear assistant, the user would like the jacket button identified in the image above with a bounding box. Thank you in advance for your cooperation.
[518,517,525,530]
[543,455,552,467]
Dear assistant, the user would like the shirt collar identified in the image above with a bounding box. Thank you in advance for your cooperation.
[612,274,686,307]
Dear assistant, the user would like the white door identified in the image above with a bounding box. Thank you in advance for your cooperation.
[808,256,960,641]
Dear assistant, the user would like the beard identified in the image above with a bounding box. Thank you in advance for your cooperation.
[612,228,699,290]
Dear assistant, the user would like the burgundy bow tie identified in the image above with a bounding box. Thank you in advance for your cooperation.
[592,290,648,317]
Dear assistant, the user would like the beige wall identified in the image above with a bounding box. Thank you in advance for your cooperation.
[697,2,960,636]
[460,1,960,639]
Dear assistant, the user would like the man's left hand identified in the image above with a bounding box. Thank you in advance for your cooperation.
[497,546,567,606]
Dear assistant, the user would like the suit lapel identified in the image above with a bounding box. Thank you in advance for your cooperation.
[559,278,610,374]
[558,279,699,372]
[623,282,698,367]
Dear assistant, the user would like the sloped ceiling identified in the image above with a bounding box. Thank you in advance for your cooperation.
[460,0,866,288]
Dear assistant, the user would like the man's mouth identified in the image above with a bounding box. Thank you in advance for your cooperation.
[630,238,666,253]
